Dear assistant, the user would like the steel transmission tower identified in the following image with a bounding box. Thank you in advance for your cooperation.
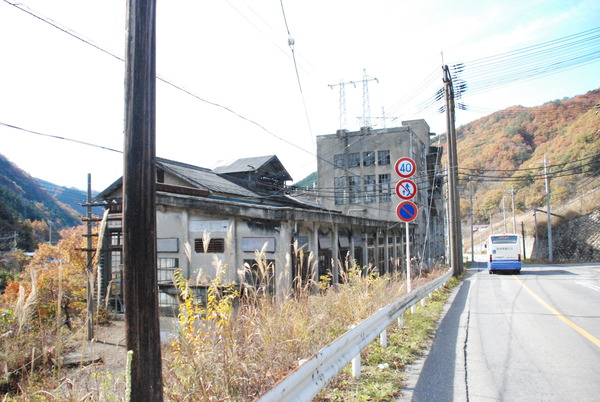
[361,69,378,127]
[328,79,356,129]
[329,69,378,129]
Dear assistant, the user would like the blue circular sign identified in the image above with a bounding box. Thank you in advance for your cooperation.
[396,201,418,222]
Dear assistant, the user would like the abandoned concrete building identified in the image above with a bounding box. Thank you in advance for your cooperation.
[315,119,446,267]
[95,120,445,312]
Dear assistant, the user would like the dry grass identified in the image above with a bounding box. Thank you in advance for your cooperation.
[161,252,447,400]
[2,242,448,401]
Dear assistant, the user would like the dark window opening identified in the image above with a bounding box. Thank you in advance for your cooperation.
[194,238,225,253]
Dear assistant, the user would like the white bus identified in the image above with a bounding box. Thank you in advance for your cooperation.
[487,234,522,275]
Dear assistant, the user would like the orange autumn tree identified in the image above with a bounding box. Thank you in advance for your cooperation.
[3,225,90,327]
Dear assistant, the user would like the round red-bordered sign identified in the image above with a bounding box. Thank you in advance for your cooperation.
[396,201,419,222]
[395,179,418,200]
[394,157,416,178]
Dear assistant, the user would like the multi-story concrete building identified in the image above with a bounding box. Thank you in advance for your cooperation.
[316,120,446,269]
[94,121,445,313]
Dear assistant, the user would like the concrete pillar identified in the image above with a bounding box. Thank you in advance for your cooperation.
[181,209,191,277]
[349,227,356,268]
[311,223,319,294]
[332,223,339,284]
[362,230,369,275]
[384,229,390,274]
[374,234,380,274]
[277,221,293,301]
[393,230,399,273]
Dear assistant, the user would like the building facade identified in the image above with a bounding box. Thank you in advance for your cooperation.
[95,122,445,313]
[316,120,446,267]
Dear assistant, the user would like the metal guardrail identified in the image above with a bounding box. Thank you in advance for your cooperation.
[258,268,453,401]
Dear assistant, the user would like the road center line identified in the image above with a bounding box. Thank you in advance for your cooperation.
[513,275,600,348]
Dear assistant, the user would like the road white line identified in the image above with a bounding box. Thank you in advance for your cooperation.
[575,281,600,292]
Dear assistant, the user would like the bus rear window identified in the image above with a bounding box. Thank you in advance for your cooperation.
[491,236,518,244]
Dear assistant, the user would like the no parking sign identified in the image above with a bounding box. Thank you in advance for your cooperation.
[396,201,418,222]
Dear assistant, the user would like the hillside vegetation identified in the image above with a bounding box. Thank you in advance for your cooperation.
[452,89,600,222]
[0,154,81,251]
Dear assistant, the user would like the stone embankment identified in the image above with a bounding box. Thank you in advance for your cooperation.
[531,207,600,262]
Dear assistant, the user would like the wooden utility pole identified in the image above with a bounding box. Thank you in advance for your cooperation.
[521,221,527,260]
[543,154,553,262]
[443,65,463,275]
[86,174,94,340]
[469,180,474,263]
[123,0,163,400]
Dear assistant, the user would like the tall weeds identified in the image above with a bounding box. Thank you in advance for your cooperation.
[162,250,444,400]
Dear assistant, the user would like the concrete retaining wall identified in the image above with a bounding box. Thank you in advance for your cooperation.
[531,208,600,262]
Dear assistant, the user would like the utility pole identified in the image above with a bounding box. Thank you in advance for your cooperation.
[85,174,94,340]
[543,154,553,262]
[533,208,539,257]
[521,221,527,260]
[443,65,463,275]
[502,196,507,233]
[469,180,474,263]
[511,187,516,233]
[123,0,163,400]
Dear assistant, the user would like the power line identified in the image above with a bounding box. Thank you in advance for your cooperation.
[0,121,122,153]
[459,152,600,173]
[2,0,318,160]
[279,0,316,155]
[420,27,600,117]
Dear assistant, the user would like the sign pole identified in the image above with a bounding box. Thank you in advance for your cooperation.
[406,221,411,292]
[394,156,417,295]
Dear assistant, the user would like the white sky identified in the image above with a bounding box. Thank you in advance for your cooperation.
[0,0,598,191]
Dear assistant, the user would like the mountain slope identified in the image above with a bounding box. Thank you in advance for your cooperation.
[36,179,102,216]
[453,89,600,221]
[0,154,81,251]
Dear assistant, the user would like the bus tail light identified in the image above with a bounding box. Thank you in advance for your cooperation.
[489,255,493,263]
[518,254,521,262]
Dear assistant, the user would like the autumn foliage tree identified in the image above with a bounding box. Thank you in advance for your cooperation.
[1,225,91,392]
[2,225,89,326]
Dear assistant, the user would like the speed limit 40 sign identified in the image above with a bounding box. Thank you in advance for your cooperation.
[394,157,416,178]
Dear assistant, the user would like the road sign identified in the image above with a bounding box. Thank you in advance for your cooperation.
[395,179,417,200]
[394,157,416,178]
[396,201,418,222]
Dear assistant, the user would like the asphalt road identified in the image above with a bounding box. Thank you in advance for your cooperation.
[401,262,600,401]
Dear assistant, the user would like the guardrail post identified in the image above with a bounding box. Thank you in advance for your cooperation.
[380,329,387,347]
[421,298,426,307]
[352,354,361,378]
[410,305,416,314]
[398,316,404,328]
